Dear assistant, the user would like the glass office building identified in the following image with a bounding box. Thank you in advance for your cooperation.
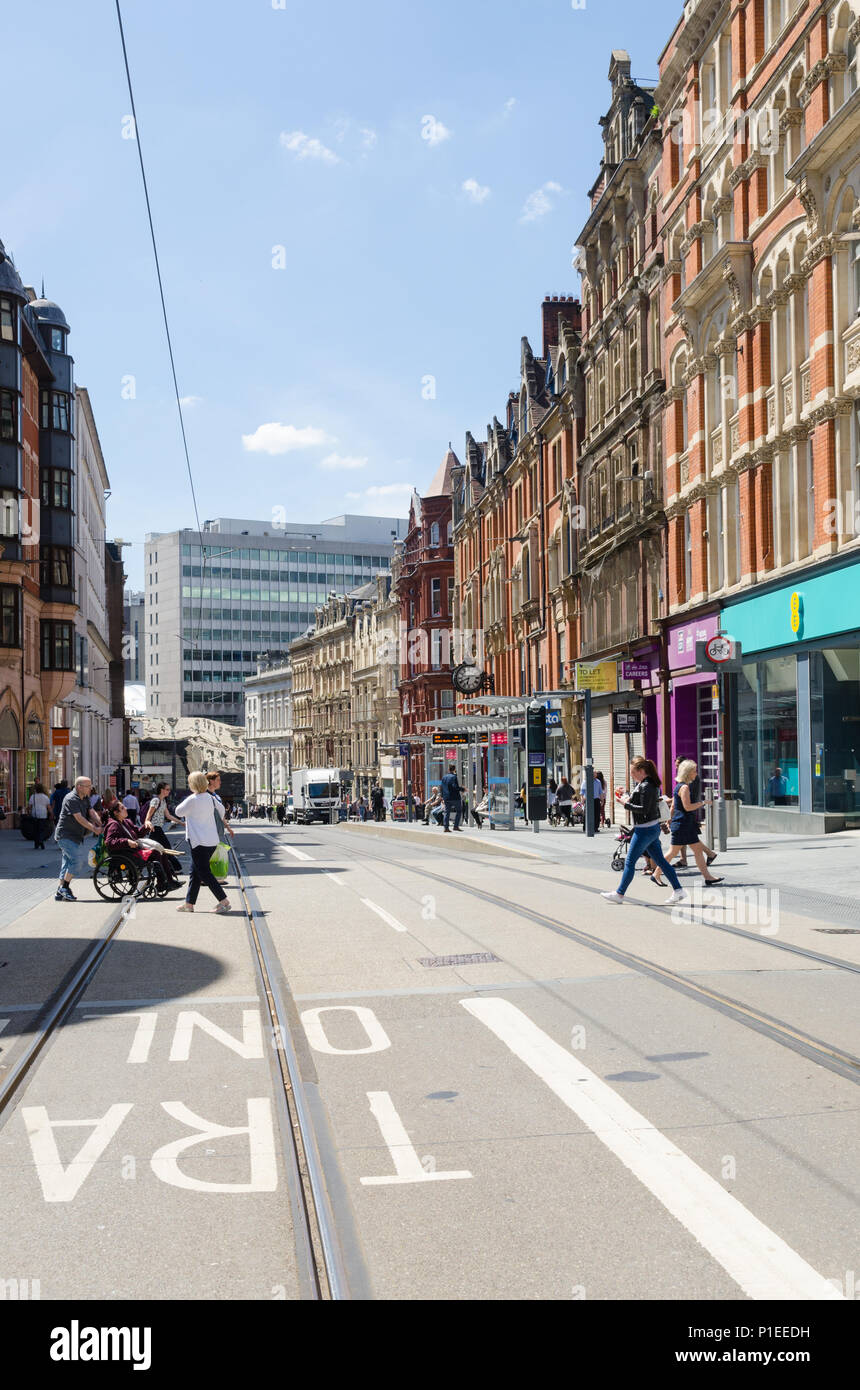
[145,515,406,724]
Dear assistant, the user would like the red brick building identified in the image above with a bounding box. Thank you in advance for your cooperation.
[394,450,457,794]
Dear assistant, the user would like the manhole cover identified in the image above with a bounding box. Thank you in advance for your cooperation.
[813,928,860,935]
[418,952,500,967]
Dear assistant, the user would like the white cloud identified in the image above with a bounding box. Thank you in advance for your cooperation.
[421,114,452,146]
[242,423,335,455]
[279,130,340,164]
[462,178,490,204]
[319,452,368,471]
[179,395,202,407]
[520,181,563,223]
[504,97,517,113]
[346,483,414,501]
[360,127,378,150]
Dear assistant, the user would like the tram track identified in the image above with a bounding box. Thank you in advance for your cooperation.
[0,841,363,1302]
[317,827,860,1088]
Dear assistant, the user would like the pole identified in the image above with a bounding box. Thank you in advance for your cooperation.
[584,688,595,838]
[716,668,727,852]
[406,748,413,822]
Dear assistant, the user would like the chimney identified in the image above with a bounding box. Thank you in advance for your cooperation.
[541,295,583,358]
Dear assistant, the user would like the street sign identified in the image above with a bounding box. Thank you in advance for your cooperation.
[491,731,508,746]
[706,635,736,662]
[545,710,561,727]
[695,639,743,673]
[612,709,641,734]
[398,741,410,756]
[51,727,69,746]
[575,660,618,693]
[621,660,651,681]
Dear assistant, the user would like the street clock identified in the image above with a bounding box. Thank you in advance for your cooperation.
[451,662,486,695]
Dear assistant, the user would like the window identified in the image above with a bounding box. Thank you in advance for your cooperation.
[1,585,19,646]
[0,389,16,442]
[853,239,860,318]
[40,469,71,510]
[50,328,64,352]
[51,392,71,432]
[429,522,440,548]
[41,620,73,670]
[41,546,72,589]
[0,298,14,342]
[684,511,692,600]
[447,575,455,615]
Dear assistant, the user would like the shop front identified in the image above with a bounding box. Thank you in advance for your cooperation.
[665,613,722,800]
[0,707,19,821]
[721,557,860,833]
[575,658,647,806]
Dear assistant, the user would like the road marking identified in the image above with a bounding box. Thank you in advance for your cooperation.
[462,997,843,1302]
[360,898,407,933]
[326,872,345,888]
[360,1091,472,1186]
[82,1011,158,1064]
[169,1009,264,1061]
[151,1100,277,1193]
[279,843,312,862]
[24,1103,133,1202]
[0,1018,9,1036]
[301,1005,391,1055]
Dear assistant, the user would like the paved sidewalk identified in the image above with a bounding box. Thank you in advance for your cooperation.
[0,830,67,929]
[333,817,860,929]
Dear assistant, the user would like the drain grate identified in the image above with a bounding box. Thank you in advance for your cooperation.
[419,951,500,968]
[813,927,860,935]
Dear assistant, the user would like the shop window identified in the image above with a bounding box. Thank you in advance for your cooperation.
[810,646,860,817]
[735,655,799,809]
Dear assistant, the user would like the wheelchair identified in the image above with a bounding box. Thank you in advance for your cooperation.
[92,846,177,902]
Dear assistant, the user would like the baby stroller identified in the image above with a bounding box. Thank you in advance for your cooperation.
[610,823,633,872]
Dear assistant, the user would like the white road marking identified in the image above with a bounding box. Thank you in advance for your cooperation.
[0,1018,9,1036]
[360,897,407,933]
[325,872,345,888]
[301,1005,392,1055]
[168,1009,263,1062]
[151,1099,277,1193]
[360,1091,472,1186]
[279,843,312,862]
[23,1103,133,1202]
[462,997,843,1302]
[82,1011,159,1064]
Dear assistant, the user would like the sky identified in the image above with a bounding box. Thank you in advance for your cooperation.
[3,0,680,589]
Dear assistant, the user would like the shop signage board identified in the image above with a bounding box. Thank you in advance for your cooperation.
[545,710,561,727]
[398,741,410,756]
[612,709,641,733]
[51,727,70,746]
[574,660,618,693]
[621,660,651,681]
[668,615,720,670]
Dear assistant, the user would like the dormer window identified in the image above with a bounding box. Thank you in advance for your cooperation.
[0,298,14,342]
[50,328,64,352]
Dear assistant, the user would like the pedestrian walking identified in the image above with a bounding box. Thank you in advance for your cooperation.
[276,802,286,825]
[54,776,102,902]
[766,766,790,806]
[556,777,574,826]
[174,772,230,914]
[27,781,53,850]
[580,770,604,832]
[122,788,141,818]
[143,782,184,886]
[371,783,386,822]
[206,770,236,846]
[517,781,530,825]
[595,771,608,826]
[50,779,69,821]
[601,757,687,905]
[651,760,724,888]
[440,769,463,832]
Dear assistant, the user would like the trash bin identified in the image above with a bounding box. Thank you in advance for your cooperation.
[725,794,740,838]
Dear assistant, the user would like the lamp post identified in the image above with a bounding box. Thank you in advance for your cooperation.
[166,716,178,796]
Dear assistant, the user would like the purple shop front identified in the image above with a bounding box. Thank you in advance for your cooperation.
[667,614,722,788]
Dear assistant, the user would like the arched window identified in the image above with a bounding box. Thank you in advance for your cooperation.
[429,521,440,548]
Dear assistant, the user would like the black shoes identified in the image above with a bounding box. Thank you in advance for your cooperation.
[55,884,76,902]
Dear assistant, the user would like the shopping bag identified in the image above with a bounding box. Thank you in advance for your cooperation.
[210,841,230,879]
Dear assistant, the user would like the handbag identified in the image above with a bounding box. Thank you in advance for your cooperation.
[209,841,230,879]
[19,812,36,842]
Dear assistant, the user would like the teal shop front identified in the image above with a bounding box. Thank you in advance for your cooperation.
[720,556,860,831]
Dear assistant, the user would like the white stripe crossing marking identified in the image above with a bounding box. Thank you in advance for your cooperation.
[360,898,407,933]
[325,872,345,888]
[279,843,312,862]
[462,998,843,1302]
[360,1091,472,1185]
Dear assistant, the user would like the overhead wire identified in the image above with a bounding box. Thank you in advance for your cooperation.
[114,0,207,653]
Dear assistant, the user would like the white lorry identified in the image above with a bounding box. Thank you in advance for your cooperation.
[290,768,342,824]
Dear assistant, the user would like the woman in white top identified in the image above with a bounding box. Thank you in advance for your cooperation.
[174,772,229,914]
[28,781,53,850]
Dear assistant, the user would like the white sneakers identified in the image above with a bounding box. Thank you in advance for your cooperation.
[664,889,689,905]
[601,891,625,904]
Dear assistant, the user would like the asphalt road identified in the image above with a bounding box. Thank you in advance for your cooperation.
[1,819,856,1302]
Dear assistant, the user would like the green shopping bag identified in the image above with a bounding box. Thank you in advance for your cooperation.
[210,841,230,879]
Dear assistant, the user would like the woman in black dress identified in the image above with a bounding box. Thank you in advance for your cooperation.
[652,759,723,886]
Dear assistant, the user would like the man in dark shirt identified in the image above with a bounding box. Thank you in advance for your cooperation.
[440,770,463,832]
[54,776,102,902]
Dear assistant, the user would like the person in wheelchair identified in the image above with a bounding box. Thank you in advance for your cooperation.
[104,804,182,890]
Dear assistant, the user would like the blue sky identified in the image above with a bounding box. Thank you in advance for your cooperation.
[4,0,679,588]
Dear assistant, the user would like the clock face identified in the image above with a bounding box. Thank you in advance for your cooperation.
[452,662,484,694]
